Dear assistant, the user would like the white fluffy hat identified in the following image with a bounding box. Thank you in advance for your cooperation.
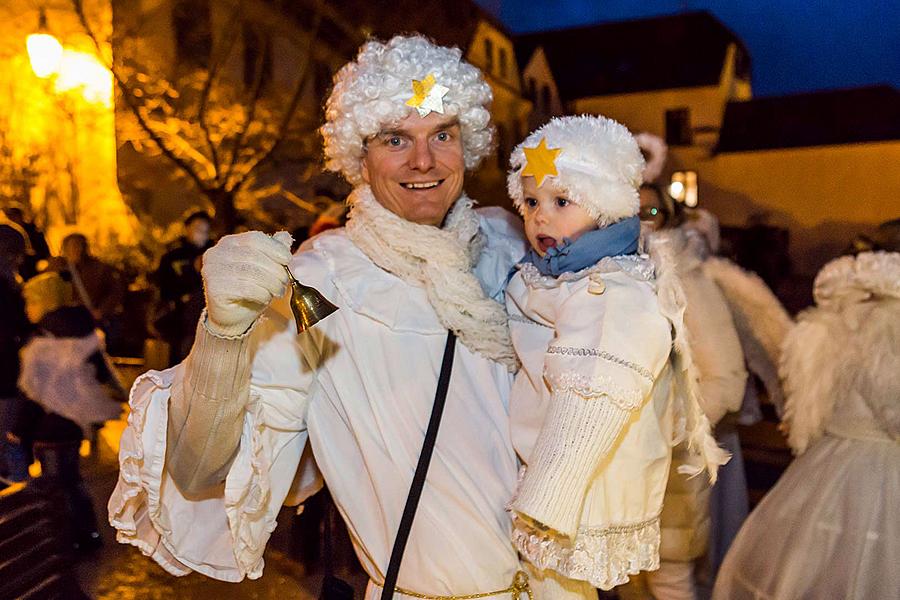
[507,115,645,225]
[321,35,494,186]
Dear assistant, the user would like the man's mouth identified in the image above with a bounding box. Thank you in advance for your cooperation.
[400,179,444,190]
[537,235,557,253]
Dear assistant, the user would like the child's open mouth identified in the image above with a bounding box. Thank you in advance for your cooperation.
[400,179,445,190]
[537,235,557,253]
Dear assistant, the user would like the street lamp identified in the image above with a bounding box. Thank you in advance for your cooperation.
[27,9,63,78]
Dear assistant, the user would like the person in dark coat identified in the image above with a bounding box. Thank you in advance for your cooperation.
[153,211,215,365]
[0,224,34,485]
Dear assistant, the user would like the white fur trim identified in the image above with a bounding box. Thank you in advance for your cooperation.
[321,36,494,186]
[634,132,668,184]
[508,115,644,226]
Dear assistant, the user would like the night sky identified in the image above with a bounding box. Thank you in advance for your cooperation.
[475,0,900,97]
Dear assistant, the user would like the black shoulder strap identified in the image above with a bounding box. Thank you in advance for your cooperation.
[380,331,457,600]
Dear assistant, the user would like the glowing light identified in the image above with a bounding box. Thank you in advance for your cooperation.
[27,32,63,78]
[670,171,699,207]
[54,50,114,106]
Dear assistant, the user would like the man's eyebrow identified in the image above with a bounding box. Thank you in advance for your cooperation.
[430,117,460,132]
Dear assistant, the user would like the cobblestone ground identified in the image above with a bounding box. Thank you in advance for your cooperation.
[76,436,331,600]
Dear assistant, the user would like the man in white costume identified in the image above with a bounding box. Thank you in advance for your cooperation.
[108,35,591,600]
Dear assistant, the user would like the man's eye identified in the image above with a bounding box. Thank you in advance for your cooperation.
[556,197,569,208]
[436,131,450,142]
[525,197,538,208]
[388,136,402,146]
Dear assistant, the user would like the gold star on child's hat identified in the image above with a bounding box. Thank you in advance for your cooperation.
[406,73,449,117]
[521,138,562,187]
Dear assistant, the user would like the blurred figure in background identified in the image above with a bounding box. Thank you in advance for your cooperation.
[0,223,34,486]
[52,233,126,330]
[639,183,749,600]
[713,250,899,600]
[152,211,214,365]
[1,202,49,281]
[18,271,124,553]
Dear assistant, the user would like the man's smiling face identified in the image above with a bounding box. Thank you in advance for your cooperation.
[360,112,466,227]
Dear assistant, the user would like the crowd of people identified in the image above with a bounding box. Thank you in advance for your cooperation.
[1,33,896,600]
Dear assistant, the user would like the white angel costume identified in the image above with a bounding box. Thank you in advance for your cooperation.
[504,117,726,591]
[109,36,595,600]
[713,251,900,600]
[109,191,553,597]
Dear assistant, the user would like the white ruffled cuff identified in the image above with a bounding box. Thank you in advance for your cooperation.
[108,368,306,581]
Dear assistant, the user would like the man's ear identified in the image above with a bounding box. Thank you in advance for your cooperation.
[360,155,370,184]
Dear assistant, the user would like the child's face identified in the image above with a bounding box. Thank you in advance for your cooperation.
[521,176,597,256]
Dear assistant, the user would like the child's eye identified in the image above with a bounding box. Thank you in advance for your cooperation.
[524,197,538,208]
[556,197,569,208]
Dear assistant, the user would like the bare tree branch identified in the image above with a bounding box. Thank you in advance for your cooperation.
[227,0,326,193]
[222,22,269,186]
[72,0,212,194]
[197,7,243,184]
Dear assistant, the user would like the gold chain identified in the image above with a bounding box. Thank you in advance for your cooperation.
[382,570,533,600]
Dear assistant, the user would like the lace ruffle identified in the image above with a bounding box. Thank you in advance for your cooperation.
[513,514,660,590]
[518,255,654,290]
[545,370,644,411]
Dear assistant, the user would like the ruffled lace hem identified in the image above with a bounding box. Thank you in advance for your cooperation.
[513,513,661,590]
[107,369,277,581]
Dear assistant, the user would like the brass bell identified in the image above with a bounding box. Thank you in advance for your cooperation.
[285,266,338,333]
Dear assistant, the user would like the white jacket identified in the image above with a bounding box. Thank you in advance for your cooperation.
[109,214,582,599]
[507,255,677,590]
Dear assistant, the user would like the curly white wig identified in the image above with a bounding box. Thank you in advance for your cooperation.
[321,35,494,186]
[507,115,644,226]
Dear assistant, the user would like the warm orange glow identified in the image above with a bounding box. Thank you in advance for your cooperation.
[26,32,63,78]
[54,49,113,106]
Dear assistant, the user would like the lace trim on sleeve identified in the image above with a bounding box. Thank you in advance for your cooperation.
[545,371,644,412]
[513,513,660,590]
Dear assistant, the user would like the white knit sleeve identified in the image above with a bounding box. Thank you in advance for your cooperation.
[511,272,672,538]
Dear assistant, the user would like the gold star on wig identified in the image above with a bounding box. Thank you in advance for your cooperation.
[406,74,449,117]
[521,138,561,187]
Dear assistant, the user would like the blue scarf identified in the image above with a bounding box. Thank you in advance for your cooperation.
[522,216,640,277]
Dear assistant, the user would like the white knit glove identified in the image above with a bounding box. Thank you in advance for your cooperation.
[201,230,294,337]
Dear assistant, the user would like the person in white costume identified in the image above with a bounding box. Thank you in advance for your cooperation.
[635,137,749,600]
[713,250,900,600]
[108,35,591,600]
[503,116,728,591]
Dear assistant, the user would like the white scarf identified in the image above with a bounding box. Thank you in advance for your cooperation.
[345,185,518,371]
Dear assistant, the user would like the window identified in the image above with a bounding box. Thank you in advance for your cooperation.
[526,78,536,102]
[665,108,693,146]
[498,48,508,79]
[483,38,494,73]
[243,24,272,90]
[669,171,699,207]
[173,0,212,69]
[542,86,552,114]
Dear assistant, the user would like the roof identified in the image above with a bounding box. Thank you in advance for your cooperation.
[717,85,900,152]
[515,11,750,100]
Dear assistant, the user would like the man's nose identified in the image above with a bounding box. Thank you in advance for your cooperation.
[408,139,436,172]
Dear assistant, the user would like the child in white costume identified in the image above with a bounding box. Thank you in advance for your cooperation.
[504,115,728,590]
